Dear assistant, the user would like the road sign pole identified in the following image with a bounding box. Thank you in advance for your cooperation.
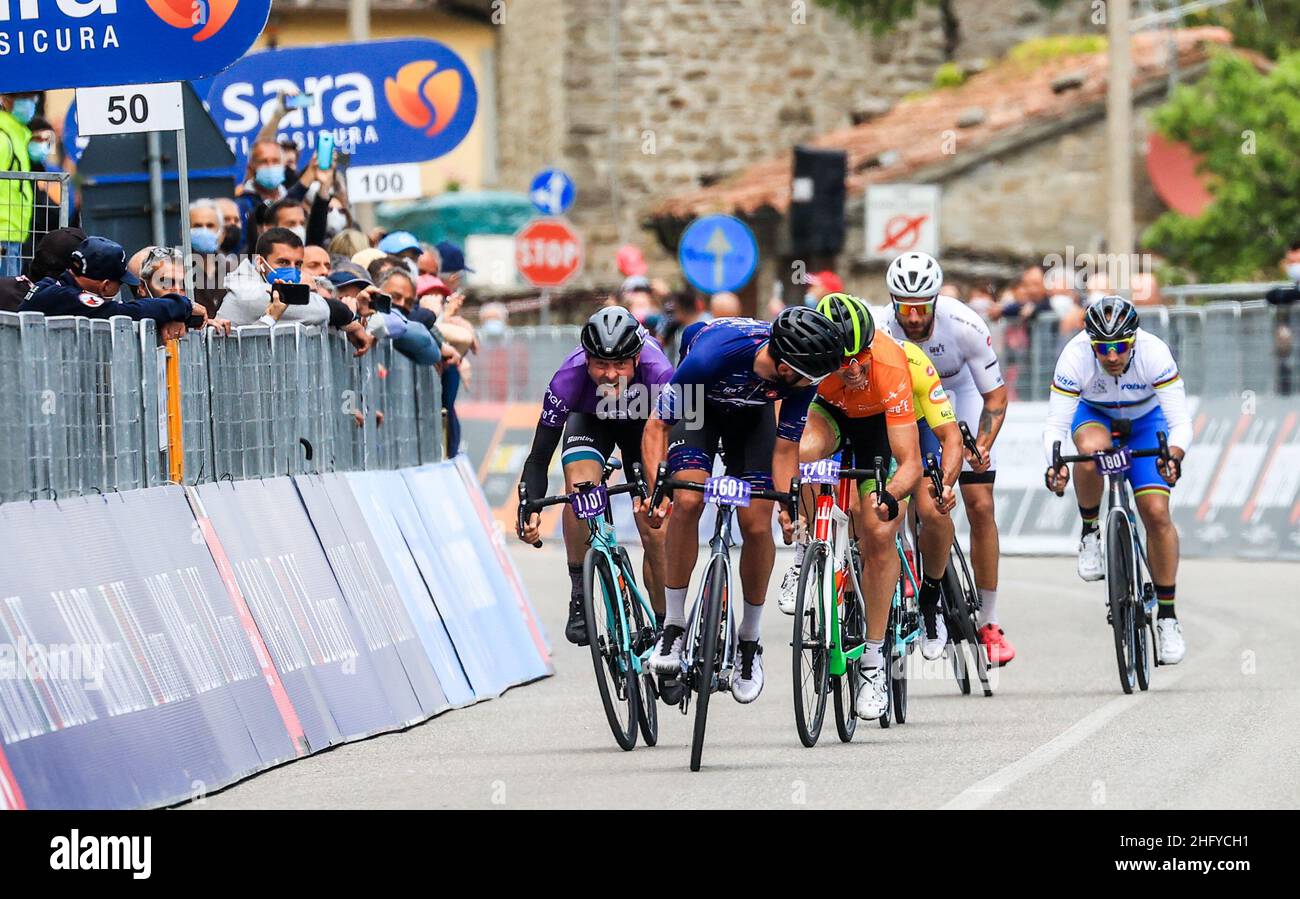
[175,121,194,300]
[540,288,551,326]
[146,132,166,247]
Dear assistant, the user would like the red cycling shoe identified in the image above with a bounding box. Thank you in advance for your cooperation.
[978,623,1016,667]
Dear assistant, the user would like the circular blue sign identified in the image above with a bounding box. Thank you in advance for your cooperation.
[678,215,759,294]
[529,169,576,216]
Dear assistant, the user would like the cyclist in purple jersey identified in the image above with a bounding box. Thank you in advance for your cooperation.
[518,308,674,647]
[640,309,847,705]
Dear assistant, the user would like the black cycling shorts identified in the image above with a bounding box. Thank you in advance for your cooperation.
[809,396,894,493]
[560,412,645,473]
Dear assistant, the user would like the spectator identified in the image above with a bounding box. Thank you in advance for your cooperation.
[434,240,472,292]
[0,91,37,276]
[967,285,997,321]
[1265,240,1300,307]
[674,291,713,361]
[327,263,374,314]
[352,246,386,273]
[189,199,223,255]
[139,247,230,338]
[366,268,442,366]
[368,254,407,287]
[20,237,193,326]
[303,245,332,281]
[0,225,84,311]
[325,194,352,241]
[216,227,329,328]
[804,270,843,306]
[939,283,963,301]
[24,116,76,252]
[1265,240,1300,394]
[267,198,307,242]
[418,244,441,277]
[278,138,300,181]
[329,228,370,259]
[622,276,658,327]
[378,231,422,277]
[215,198,243,254]
[478,301,509,339]
[235,138,288,249]
[710,291,741,318]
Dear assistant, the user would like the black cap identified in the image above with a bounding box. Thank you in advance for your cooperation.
[31,227,87,281]
[70,236,139,286]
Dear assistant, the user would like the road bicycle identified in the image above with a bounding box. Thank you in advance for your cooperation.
[1051,429,1173,694]
[649,463,799,771]
[874,455,923,728]
[518,458,659,750]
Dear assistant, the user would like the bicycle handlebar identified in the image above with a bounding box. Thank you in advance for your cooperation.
[648,461,800,520]
[517,461,649,547]
[1048,431,1172,497]
[959,421,983,466]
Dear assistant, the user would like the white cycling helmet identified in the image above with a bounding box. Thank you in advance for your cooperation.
[885,251,944,300]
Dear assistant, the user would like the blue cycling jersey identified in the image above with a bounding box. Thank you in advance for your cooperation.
[655,317,815,442]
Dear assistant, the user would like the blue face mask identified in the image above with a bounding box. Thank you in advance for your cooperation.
[254,165,285,190]
[267,266,300,284]
[27,140,50,165]
[11,98,36,125]
[190,227,220,255]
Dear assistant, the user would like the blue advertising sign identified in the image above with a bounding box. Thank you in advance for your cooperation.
[529,168,575,216]
[679,214,759,294]
[202,38,478,169]
[0,0,271,94]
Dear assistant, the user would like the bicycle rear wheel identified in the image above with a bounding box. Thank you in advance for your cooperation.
[1106,517,1137,695]
[582,550,639,750]
[792,542,830,747]
[690,554,728,772]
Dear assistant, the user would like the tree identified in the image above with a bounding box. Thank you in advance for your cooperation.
[1188,0,1300,61]
[1143,50,1300,282]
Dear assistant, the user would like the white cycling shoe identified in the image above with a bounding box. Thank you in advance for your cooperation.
[854,666,888,720]
[920,611,948,661]
[1156,618,1185,665]
[649,624,685,675]
[732,640,764,703]
[777,562,801,615]
[1078,530,1105,582]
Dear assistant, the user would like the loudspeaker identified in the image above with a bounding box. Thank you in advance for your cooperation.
[789,145,847,258]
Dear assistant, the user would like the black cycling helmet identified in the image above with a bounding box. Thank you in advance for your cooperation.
[816,292,875,357]
[1084,294,1140,342]
[770,306,844,381]
[581,306,645,360]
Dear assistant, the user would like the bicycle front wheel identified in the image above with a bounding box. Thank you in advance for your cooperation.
[583,550,639,750]
[622,552,660,747]
[792,542,830,748]
[690,554,728,772]
[1106,517,1137,695]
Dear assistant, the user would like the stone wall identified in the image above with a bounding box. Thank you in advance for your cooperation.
[495,0,1093,289]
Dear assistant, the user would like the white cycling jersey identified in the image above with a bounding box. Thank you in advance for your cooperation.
[875,297,1005,397]
[1041,328,1194,464]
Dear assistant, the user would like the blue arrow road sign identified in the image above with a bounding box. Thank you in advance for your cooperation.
[678,215,759,294]
[529,169,576,216]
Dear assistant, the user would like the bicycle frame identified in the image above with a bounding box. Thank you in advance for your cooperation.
[585,510,659,677]
[809,477,867,678]
[1102,471,1156,620]
[680,501,738,697]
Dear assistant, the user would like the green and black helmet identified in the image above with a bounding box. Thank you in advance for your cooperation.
[816,292,876,357]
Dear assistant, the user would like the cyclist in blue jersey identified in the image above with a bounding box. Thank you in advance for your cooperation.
[640,308,846,704]
[518,307,674,646]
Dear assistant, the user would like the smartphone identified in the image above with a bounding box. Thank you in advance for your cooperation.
[185,314,206,330]
[370,291,392,315]
[273,282,311,306]
[318,132,335,171]
[286,93,315,111]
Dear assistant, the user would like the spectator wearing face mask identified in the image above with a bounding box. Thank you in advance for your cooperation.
[378,231,423,279]
[20,237,193,326]
[235,138,288,250]
[0,225,84,311]
[24,116,77,246]
[189,199,224,256]
[0,92,38,276]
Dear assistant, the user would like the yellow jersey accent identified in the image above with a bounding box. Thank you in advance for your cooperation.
[903,341,957,429]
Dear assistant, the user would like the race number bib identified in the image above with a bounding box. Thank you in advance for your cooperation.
[569,484,609,520]
[1094,447,1133,476]
[705,475,751,507]
[799,458,841,485]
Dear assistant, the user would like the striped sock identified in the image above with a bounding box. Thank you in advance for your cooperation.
[1080,505,1100,537]
[1155,583,1176,619]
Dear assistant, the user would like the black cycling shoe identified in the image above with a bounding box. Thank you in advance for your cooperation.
[658,675,686,706]
[565,595,588,646]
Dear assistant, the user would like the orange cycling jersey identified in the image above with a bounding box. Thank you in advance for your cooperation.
[816,330,914,426]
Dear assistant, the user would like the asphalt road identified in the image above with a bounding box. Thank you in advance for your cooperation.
[189,549,1300,810]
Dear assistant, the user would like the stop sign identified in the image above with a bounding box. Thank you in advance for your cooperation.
[516,217,584,288]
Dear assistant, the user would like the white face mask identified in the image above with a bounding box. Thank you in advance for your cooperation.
[326,209,348,236]
[289,226,307,243]
[1286,262,1300,283]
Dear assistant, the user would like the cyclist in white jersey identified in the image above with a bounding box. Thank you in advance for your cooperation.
[877,252,1015,666]
[1043,295,1190,663]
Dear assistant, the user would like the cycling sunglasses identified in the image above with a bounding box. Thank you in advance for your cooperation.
[1091,338,1134,357]
[783,359,831,386]
[891,297,936,309]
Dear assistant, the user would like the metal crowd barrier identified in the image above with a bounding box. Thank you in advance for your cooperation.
[0,313,444,503]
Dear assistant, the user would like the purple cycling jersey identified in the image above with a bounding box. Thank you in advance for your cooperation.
[539,337,675,429]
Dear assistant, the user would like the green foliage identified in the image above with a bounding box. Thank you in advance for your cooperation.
[1143,50,1300,281]
[932,61,966,88]
[1005,34,1108,67]
[1186,0,1300,61]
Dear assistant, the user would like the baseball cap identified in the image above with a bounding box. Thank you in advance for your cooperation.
[31,227,88,281]
[71,236,139,286]
[328,262,372,290]
[417,274,451,297]
[378,231,421,256]
[434,240,473,274]
[808,270,843,294]
[621,275,652,295]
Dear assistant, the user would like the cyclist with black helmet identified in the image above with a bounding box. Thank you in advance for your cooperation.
[518,307,674,646]
[640,308,846,704]
[1043,295,1191,664]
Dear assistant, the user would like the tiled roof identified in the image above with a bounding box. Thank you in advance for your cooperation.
[650,27,1239,221]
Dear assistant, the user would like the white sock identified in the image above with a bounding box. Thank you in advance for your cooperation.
[977,588,998,627]
[739,600,763,642]
[665,586,688,629]
[863,639,884,669]
[793,541,807,566]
